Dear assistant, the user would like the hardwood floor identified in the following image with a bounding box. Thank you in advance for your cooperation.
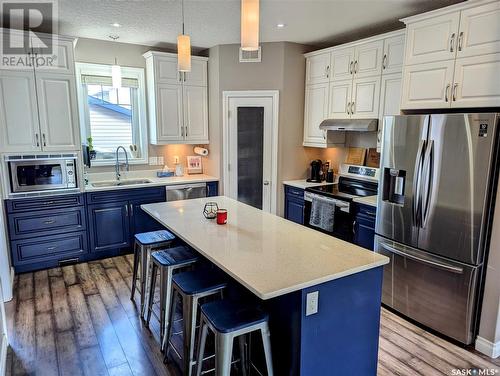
[4,256,500,375]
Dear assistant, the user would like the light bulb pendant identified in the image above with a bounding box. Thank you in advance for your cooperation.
[241,0,259,51]
[112,57,122,88]
[177,0,191,72]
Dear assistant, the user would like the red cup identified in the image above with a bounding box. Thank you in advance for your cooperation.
[216,209,227,225]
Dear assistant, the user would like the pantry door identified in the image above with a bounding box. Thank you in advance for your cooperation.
[223,91,279,213]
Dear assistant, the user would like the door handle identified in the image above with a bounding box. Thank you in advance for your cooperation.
[420,140,433,229]
[450,33,456,52]
[347,102,351,115]
[445,83,450,102]
[452,83,458,102]
[354,60,358,74]
[382,54,387,70]
[351,102,355,114]
[412,139,426,227]
[325,65,330,78]
[42,133,46,147]
[125,204,129,217]
[35,133,40,147]
[179,72,182,82]
[43,219,55,224]
[458,31,464,51]
[129,203,134,216]
[379,242,463,274]
[263,181,270,186]
[349,61,353,74]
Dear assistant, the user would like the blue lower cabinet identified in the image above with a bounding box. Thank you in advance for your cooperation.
[87,201,131,253]
[130,198,164,235]
[284,186,305,225]
[353,203,377,250]
[206,181,219,197]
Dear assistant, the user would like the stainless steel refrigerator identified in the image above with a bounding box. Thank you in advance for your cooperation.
[375,113,499,344]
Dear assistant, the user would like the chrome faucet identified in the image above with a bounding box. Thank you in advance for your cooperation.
[115,146,129,181]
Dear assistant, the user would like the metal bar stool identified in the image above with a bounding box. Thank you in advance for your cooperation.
[164,269,227,376]
[145,247,199,349]
[196,300,273,376]
[130,230,176,317]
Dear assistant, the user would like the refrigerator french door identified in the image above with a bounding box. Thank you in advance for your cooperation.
[375,113,499,344]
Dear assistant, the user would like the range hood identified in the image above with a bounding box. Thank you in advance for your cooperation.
[319,118,378,132]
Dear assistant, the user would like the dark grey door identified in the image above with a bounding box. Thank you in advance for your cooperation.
[376,115,429,248]
[418,114,498,264]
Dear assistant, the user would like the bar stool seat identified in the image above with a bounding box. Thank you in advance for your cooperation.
[164,269,227,376]
[145,247,199,349]
[130,229,176,318]
[196,300,274,376]
[201,300,268,333]
[135,229,176,245]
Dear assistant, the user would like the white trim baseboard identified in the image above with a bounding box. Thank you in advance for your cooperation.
[475,336,500,359]
[0,335,7,376]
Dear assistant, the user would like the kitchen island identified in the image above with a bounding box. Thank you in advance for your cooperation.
[142,196,389,375]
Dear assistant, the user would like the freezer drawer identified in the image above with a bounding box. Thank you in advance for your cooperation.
[166,183,207,202]
[375,235,480,344]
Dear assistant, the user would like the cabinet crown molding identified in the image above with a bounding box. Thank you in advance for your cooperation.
[400,0,498,24]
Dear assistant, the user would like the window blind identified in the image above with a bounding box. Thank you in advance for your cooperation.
[81,74,139,88]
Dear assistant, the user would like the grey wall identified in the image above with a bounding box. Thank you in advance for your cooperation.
[74,38,207,173]
[205,42,324,215]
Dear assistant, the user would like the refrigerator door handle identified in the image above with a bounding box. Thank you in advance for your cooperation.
[412,139,426,227]
[379,241,464,274]
[420,140,434,228]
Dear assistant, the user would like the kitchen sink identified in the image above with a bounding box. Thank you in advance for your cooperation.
[91,179,153,188]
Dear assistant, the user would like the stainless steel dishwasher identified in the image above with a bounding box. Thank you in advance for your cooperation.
[165,183,207,201]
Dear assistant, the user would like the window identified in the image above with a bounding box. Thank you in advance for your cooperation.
[75,63,148,165]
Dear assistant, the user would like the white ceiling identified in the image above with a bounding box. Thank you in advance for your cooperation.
[57,0,463,49]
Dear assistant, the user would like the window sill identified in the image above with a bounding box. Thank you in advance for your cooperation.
[89,158,150,167]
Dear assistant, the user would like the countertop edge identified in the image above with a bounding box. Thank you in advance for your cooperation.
[141,203,389,300]
[84,176,219,192]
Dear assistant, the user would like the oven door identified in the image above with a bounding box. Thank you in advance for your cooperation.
[304,192,354,242]
[9,159,68,193]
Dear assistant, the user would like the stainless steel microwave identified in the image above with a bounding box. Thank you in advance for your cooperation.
[6,154,78,196]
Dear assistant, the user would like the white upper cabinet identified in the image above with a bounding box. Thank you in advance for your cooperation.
[457,1,500,58]
[144,51,209,144]
[382,34,405,74]
[378,73,402,151]
[452,53,500,108]
[306,53,331,84]
[35,73,80,151]
[184,59,208,86]
[351,76,381,119]
[401,60,456,109]
[331,47,354,81]
[328,80,352,120]
[156,83,184,142]
[303,83,329,146]
[404,12,460,65]
[354,40,384,78]
[401,0,500,109]
[0,31,80,152]
[0,71,40,152]
[183,85,209,142]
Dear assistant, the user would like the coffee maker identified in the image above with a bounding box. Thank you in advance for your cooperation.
[307,159,323,182]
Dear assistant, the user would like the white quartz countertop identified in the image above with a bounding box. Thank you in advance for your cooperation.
[283,179,337,190]
[84,170,218,192]
[353,195,378,208]
[141,196,388,300]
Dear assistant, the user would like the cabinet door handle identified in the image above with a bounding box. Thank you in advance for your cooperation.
[351,101,355,114]
[179,72,182,82]
[350,61,353,74]
[184,72,186,82]
[452,83,458,101]
[129,203,134,216]
[445,83,450,102]
[35,133,40,147]
[450,33,456,52]
[43,219,55,224]
[347,102,351,115]
[125,204,129,217]
[354,60,358,74]
[322,130,327,140]
[47,246,56,251]
[42,133,46,147]
[458,32,463,51]
[382,54,387,70]
[325,65,330,78]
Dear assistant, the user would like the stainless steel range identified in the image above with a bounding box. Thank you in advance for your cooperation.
[304,164,379,242]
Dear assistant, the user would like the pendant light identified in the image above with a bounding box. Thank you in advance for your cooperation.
[241,0,259,51]
[177,0,191,72]
[109,35,122,88]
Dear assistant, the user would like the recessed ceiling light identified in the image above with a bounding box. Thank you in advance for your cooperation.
[111,22,121,28]
[276,23,286,28]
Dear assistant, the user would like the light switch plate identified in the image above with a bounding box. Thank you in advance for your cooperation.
[149,157,158,165]
[158,156,164,165]
[306,291,319,316]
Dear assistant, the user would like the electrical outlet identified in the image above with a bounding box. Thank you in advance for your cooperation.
[306,291,319,316]
[158,156,164,165]
[149,156,158,165]
[173,156,179,164]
